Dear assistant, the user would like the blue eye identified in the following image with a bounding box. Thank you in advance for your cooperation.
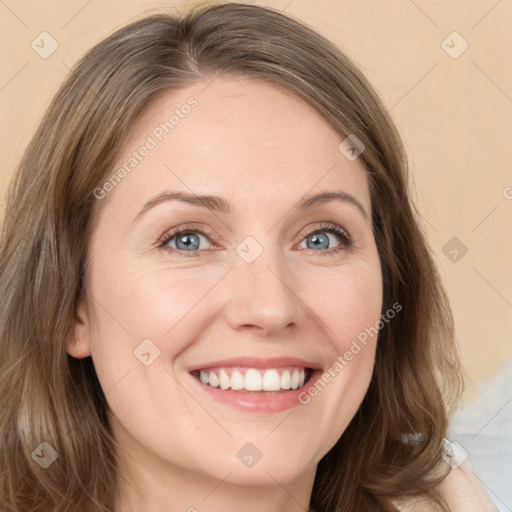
[300,231,339,250]
[297,224,352,253]
[160,228,212,255]
[158,222,352,257]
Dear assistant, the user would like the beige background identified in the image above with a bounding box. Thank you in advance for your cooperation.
[1,0,511,408]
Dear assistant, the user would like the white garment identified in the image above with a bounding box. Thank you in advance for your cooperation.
[393,458,498,511]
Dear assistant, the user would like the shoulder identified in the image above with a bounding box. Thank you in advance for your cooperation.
[393,458,498,512]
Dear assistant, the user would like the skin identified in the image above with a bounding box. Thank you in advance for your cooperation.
[67,76,383,512]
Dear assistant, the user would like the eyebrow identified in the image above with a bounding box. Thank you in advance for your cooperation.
[132,189,368,224]
[298,191,368,219]
[132,191,231,224]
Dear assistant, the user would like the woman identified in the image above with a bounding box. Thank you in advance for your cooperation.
[0,2,498,511]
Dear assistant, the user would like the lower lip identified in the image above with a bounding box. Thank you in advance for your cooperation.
[189,370,323,413]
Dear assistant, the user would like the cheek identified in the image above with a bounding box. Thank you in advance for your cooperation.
[302,261,383,351]
[295,261,382,436]
[91,256,227,341]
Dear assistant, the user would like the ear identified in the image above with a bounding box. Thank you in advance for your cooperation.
[66,294,92,359]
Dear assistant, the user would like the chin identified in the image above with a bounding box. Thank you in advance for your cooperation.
[196,442,319,487]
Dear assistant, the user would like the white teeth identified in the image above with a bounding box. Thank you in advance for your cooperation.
[208,371,219,387]
[262,369,281,391]
[280,370,291,389]
[230,370,245,390]
[290,370,300,390]
[219,369,230,390]
[244,369,262,391]
[196,367,310,392]
[298,369,305,387]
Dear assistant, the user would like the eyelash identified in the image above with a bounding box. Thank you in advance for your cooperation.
[157,222,353,258]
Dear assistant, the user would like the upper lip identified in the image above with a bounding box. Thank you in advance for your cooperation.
[188,356,322,373]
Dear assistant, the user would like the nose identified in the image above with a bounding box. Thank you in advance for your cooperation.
[222,244,302,337]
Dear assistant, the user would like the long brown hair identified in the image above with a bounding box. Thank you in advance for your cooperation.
[0,3,463,511]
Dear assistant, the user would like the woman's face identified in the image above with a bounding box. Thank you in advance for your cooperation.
[68,76,382,494]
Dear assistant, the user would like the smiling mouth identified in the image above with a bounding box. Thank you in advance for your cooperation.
[191,366,314,393]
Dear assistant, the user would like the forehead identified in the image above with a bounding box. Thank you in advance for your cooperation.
[98,76,370,218]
